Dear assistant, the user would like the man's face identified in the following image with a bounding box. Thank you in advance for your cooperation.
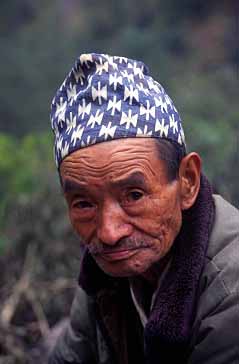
[60,138,183,277]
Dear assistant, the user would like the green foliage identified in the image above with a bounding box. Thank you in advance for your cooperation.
[0,0,238,253]
[0,132,58,251]
[0,132,54,195]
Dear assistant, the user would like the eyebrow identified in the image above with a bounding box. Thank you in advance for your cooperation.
[111,172,148,189]
[62,179,88,195]
[62,172,148,194]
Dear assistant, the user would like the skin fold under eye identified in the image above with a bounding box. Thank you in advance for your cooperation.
[71,199,96,223]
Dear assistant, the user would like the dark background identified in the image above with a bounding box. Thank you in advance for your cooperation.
[0,1,238,362]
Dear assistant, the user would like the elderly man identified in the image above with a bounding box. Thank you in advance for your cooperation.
[48,53,239,364]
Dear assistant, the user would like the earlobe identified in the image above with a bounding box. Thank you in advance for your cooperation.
[179,153,201,210]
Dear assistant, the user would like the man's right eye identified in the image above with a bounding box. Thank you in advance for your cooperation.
[74,200,93,209]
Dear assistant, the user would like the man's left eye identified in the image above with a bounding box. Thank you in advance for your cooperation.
[127,190,144,202]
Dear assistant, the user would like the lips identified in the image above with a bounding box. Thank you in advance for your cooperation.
[99,248,140,262]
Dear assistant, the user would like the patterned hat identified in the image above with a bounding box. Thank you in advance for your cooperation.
[50,53,186,168]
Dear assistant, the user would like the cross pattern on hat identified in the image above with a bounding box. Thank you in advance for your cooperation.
[50,53,186,168]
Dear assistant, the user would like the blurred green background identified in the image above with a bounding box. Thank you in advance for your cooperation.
[0,1,238,360]
[0,0,238,254]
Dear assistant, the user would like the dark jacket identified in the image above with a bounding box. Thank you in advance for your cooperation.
[48,194,239,364]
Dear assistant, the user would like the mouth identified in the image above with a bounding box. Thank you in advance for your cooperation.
[99,248,141,262]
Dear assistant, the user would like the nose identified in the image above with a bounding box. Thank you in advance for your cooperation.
[97,200,133,245]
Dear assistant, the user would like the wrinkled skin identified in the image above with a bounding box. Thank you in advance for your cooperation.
[60,138,200,280]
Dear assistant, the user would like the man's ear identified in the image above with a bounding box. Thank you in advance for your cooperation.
[179,152,201,210]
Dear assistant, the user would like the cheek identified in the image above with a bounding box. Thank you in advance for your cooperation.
[68,210,95,243]
[156,209,182,251]
[132,196,182,240]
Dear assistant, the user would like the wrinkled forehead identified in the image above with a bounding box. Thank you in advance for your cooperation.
[59,138,168,185]
[64,137,156,161]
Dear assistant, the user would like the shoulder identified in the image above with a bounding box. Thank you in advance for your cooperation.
[195,195,239,319]
[188,197,239,361]
[47,287,98,363]
[70,285,97,336]
[204,195,239,294]
[207,195,239,259]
